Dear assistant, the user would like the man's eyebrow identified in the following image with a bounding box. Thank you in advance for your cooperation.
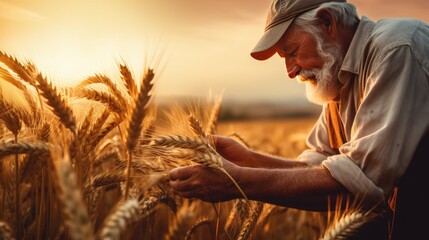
[278,41,295,54]
[279,36,296,49]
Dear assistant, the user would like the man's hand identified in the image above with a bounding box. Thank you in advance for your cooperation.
[168,160,241,202]
[214,135,253,167]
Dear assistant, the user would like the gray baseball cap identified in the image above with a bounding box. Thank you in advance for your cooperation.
[251,0,346,60]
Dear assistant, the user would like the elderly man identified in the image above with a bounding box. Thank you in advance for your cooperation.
[169,0,429,239]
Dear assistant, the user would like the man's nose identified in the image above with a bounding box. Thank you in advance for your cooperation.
[285,58,300,79]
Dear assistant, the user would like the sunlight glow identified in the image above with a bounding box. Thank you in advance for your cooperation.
[1,0,428,102]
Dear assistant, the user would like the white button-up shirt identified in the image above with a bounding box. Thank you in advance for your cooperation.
[298,16,429,203]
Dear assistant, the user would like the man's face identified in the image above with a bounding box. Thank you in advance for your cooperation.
[274,23,343,105]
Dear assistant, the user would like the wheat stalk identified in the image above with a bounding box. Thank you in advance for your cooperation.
[19,152,50,182]
[162,148,221,169]
[320,211,372,240]
[0,51,36,86]
[206,95,222,135]
[53,154,94,240]
[237,201,264,240]
[76,88,125,114]
[124,68,155,198]
[0,221,14,240]
[38,122,51,141]
[97,199,139,240]
[119,155,188,179]
[184,217,211,240]
[84,172,126,196]
[90,188,103,227]
[119,64,138,100]
[0,65,27,92]
[92,149,120,169]
[77,74,128,109]
[225,202,238,232]
[125,68,155,151]
[236,199,250,221]
[134,119,156,157]
[78,107,94,140]
[0,51,43,124]
[164,200,196,240]
[151,135,212,150]
[0,65,40,127]
[229,132,251,148]
[256,205,289,230]
[35,74,76,133]
[0,101,22,136]
[88,117,120,154]
[188,114,207,137]
[138,190,168,219]
[226,199,257,237]
[0,142,50,158]
[84,108,111,145]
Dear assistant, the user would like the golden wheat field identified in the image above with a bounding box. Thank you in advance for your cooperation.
[0,51,372,240]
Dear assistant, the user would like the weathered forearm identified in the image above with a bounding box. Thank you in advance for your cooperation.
[230,165,349,211]
[244,149,308,169]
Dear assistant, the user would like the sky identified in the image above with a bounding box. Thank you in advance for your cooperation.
[1,0,428,104]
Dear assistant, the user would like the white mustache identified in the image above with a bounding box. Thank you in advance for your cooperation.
[298,69,319,82]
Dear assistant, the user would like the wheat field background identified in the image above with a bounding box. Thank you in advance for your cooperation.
[0,51,373,240]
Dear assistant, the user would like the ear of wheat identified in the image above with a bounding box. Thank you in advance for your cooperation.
[75,88,125,114]
[0,221,14,240]
[119,63,138,100]
[150,133,249,203]
[138,190,171,219]
[52,152,95,240]
[320,194,379,240]
[164,199,197,240]
[0,101,22,137]
[77,74,128,110]
[0,51,37,86]
[237,201,264,240]
[35,74,76,134]
[320,211,370,240]
[124,68,155,198]
[184,217,211,240]
[97,199,140,240]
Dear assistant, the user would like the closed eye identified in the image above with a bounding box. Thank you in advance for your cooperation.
[278,46,298,58]
[289,48,298,57]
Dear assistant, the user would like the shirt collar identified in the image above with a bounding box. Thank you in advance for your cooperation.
[338,16,375,84]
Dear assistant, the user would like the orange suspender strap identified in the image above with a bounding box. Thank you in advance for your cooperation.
[327,100,396,237]
[326,102,347,151]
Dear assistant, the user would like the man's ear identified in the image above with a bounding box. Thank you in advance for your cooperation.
[315,8,337,39]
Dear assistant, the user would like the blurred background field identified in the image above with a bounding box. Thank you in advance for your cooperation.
[218,117,317,158]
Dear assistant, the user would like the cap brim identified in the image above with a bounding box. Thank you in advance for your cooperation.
[250,19,293,61]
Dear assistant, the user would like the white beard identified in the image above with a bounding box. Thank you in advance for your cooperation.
[298,33,344,105]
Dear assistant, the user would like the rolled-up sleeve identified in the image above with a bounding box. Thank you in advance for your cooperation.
[323,46,429,203]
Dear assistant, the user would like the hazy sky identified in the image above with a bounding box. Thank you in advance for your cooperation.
[1,0,428,103]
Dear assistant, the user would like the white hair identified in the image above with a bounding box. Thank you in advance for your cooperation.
[293,2,359,37]
[291,2,358,105]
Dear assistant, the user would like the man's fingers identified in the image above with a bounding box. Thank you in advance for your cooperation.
[168,166,193,181]
[214,135,229,149]
[169,178,195,192]
[171,189,197,199]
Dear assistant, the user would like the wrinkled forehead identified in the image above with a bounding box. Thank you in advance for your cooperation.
[275,22,303,48]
